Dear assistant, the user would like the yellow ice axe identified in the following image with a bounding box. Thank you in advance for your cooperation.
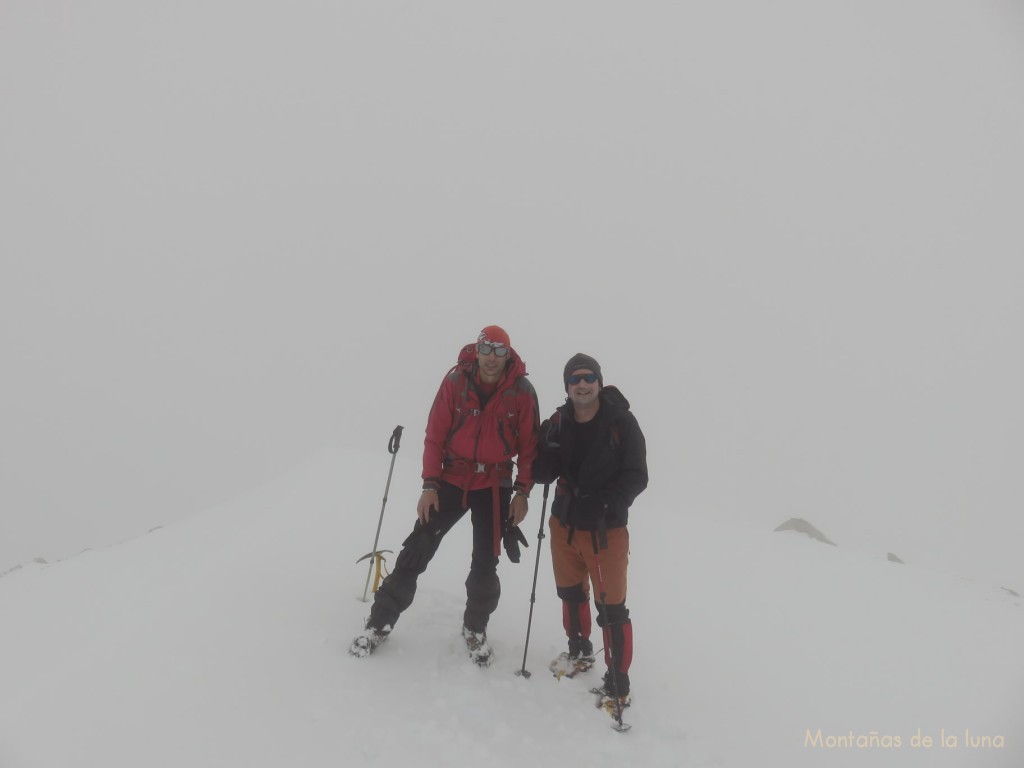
[357,549,393,594]
[360,424,403,602]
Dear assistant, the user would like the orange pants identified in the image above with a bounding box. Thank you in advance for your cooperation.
[549,517,629,605]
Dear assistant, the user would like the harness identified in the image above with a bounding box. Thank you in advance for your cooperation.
[442,457,514,557]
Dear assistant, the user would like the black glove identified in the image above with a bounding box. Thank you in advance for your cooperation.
[502,523,530,563]
[533,419,562,484]
[532,459,557,486]
[539,418,560,449]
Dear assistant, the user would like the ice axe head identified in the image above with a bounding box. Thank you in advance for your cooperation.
[356,549,393,564]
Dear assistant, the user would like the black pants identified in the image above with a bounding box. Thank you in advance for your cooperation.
[369,481,510,633]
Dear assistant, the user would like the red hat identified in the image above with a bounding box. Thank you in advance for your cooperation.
[477,325,511,348]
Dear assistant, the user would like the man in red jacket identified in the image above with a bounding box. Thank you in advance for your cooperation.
[350,325,539,665]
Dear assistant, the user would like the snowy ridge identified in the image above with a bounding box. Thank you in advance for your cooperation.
[1,448,1021,767]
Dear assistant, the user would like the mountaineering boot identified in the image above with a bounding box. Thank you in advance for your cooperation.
[349,623,392,658]
[568,636,596,665]
[550,588,596,678]
[462,625,494,667]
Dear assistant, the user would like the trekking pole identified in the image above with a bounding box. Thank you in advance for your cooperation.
[593,543,631,732]
[514,482,550,678]
[361,425,403,602]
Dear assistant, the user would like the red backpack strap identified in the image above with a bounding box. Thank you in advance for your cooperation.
[442,344,480,451]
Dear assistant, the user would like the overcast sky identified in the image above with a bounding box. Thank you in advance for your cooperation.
[2,1,1022,586]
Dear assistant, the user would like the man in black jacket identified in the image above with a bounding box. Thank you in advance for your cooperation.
[533,353,648,708]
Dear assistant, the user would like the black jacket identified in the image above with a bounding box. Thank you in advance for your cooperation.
[532,386,648,531]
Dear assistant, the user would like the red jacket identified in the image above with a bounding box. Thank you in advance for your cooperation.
[422,343,539,495]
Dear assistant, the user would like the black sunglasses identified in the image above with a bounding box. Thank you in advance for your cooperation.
[477,342,510,358]
[567,373,599,385]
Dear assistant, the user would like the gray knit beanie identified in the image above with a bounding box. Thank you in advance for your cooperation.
[563,353,603,392]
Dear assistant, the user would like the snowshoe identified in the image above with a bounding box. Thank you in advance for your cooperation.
[590,669,632,730]
[590,687,632,712]
[590,686,632,731]
[549,651,596,679]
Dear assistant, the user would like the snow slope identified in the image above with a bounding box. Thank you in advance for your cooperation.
[1,447,1021,767]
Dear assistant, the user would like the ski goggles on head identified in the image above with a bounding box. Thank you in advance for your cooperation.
[477,342,509,357]
[567,373,599,385]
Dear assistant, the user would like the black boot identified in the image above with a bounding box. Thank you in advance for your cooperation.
[568,636,595,663]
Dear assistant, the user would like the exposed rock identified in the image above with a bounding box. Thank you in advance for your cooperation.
[1,558,48,579]
[1001,586,1021,598]
[887,553,905,564]
[773,518,837,546]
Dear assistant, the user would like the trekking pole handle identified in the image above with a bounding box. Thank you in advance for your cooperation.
[389,425,404,454]
[536,482,550,540]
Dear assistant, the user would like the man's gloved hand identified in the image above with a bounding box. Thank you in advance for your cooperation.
[502,523,530,563]
[539,418,560,449]
[533,419,562,484]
